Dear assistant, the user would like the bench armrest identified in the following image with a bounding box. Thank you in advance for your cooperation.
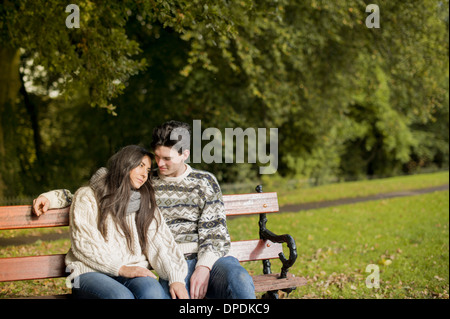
[259,217,298,279]
[255,184,298,281]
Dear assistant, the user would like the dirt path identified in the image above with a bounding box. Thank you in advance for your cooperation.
[279,183,449,213]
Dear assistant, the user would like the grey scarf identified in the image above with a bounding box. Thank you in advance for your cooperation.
[90,167,141,215]
[127,190,141,214]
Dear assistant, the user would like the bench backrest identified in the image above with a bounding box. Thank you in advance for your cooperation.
[0,192,279,230]
[0,192,281,282]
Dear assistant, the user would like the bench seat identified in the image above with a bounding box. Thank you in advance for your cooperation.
[0,187,306,298]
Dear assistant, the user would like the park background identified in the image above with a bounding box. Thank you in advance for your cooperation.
[0,0,448,299]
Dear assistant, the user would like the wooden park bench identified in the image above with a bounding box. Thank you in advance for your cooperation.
[0,185,306,298]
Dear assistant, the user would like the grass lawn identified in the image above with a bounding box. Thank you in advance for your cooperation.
[229,190,449,299]
[0,171,448,298]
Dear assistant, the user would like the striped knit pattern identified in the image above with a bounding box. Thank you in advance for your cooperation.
[152,165,231,270]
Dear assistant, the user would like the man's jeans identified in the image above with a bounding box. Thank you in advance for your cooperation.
[72,272,168,299]
[160,256,256,299]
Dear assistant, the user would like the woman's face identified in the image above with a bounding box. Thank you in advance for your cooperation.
[129,155,151,189]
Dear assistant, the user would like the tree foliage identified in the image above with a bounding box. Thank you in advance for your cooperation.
[0,0,448,197]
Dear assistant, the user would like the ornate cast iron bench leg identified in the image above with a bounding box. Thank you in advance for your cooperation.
[256,185,299,299]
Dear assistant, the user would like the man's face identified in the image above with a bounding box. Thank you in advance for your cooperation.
[154,146,189,177]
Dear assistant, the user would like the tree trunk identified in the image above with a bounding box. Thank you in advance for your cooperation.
[0,47,22,198]
[19,69,44,175]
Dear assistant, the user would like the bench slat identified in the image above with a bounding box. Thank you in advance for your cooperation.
[0,239,282,282]
[227,239,282,262]
[0,206,69,230]
[16,272,308,298]
[0,254,67,282]
[223,192,279,216]
[17,273,308,297]
[253,273,307,293]
[0,192,278,230]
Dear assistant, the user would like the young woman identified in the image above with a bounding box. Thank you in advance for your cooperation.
[65,145,188,299]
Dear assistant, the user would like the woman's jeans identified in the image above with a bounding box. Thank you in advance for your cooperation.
[159,256,256,299]
[72,272,168,299]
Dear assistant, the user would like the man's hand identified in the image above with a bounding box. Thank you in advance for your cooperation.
[32,195,50,216]
[189,266,210,299]
[170,282,189,299]
[118,265,157,279]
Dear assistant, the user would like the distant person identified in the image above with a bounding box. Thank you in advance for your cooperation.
[58,145,188,299]
[33,121,255,299]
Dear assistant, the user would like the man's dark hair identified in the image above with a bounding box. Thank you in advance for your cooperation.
[150,120,191,154]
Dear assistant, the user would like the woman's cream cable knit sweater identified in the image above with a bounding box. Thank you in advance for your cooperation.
[65,186,187,288]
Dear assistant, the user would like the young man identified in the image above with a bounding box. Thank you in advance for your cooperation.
[32,120,255,299]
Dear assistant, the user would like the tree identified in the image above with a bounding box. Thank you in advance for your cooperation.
[0,0,146,196]
[0,0,448,196]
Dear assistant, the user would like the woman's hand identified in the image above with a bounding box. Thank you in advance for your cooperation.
[170,282,189,299]
[119,265,157,279]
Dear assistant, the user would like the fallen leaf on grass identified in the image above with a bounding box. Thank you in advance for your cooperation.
[379,258,392,266]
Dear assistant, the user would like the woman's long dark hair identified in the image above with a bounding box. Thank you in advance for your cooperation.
[94,145,157,254]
